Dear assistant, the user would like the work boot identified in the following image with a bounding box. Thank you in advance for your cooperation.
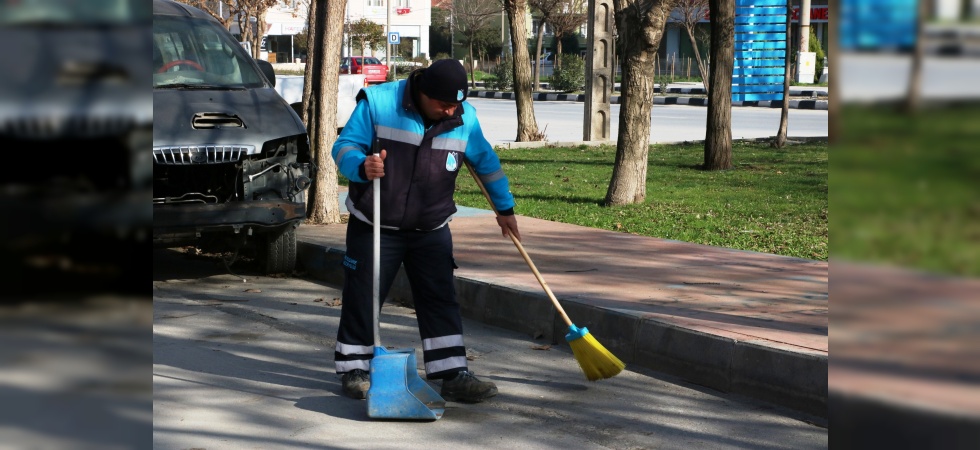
[341,369,370,400]
[440,371,498,403]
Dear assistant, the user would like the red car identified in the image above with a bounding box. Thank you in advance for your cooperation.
[340,56,389,84]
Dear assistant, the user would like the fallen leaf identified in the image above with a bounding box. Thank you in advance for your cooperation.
[466,355,476,361]
[314,298,324,302]
[531,344,552,351]
[244,289,262,293]
[329,298,342,307]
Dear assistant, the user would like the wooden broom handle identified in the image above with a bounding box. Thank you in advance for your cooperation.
[464,161,573,327]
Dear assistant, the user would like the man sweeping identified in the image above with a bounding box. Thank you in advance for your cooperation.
[330,59,521,403]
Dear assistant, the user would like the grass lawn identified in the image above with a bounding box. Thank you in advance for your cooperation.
[832,104,980,277]
[453,141,828,261]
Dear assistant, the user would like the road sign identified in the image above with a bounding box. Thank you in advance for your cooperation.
[731,0,787,102]
[388,32,400,45]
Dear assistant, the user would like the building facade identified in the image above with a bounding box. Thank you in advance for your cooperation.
[230,0,434,63]
[262,0,307,63]
[345,0,432,59]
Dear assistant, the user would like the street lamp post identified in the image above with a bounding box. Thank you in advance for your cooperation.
[386,0,392,73]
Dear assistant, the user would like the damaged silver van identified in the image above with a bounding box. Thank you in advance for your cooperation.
[0,0,152,294]
[152,0,311,274]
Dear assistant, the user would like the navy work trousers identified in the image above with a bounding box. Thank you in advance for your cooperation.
[334,217,468,380]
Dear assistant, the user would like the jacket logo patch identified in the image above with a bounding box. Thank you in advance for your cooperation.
[446,152,459,171]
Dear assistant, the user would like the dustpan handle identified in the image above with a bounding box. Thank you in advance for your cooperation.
[372,139,382,348]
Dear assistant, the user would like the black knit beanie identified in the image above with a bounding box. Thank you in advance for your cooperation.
[418,59,468,103]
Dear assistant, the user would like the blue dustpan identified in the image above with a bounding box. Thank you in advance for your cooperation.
[367,346,445,420]
[366,154,445,420]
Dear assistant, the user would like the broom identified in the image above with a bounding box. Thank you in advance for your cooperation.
[464,161,625,381]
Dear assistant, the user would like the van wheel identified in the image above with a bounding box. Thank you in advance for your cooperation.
[263,226,297,275]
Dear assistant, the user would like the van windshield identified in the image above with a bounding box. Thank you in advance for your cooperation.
[153,15,265,89]
[0,0,150,26]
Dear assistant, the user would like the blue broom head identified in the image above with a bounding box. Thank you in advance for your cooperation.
[565,324,588,342]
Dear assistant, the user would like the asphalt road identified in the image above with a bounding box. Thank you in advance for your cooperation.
[838,52,980,102]
[468,97,828,146]
[0,295,152,449]
[152,248,827,449]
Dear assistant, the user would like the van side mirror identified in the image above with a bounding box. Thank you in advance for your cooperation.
[255,59,276,88]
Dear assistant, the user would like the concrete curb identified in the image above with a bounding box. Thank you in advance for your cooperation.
[651,86,829,98]
[828,390,980,447]
[469,90,829,110]
[461,79,827,97]
[297,241,828,418]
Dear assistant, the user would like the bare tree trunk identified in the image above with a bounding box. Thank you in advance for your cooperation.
[683,28,709,92]
[306,0,346,224]
[303,0,324,216]
[606,0,677,206]
[556,35,564,69]
[505,0,542,141]
[773,0,792,148]
[253,10,268,60]
[827,0,839,144]
[534,24,546,90]
[703,0,733,170]
[606,60,654,205]
[246,7,263,59]
[903,0,926,113]
[237,10,254,58]
[469,43,476,87]
[301,0,319,126]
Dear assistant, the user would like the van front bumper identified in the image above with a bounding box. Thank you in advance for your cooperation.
[153,200,306,238]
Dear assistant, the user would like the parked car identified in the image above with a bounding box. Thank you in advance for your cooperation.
[339,56,389,84]
[153,0,313,275]
[531,52,555,76]
[532,52,555,68]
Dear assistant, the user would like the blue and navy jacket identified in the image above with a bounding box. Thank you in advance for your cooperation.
[332,73,515,231]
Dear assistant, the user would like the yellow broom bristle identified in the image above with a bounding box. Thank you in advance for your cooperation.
[567,331,626,381]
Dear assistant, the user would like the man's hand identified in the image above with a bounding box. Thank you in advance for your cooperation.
[364,149,387,180]
[495,214,521,241]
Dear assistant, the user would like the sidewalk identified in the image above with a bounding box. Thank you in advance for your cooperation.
[295,198,828,418]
